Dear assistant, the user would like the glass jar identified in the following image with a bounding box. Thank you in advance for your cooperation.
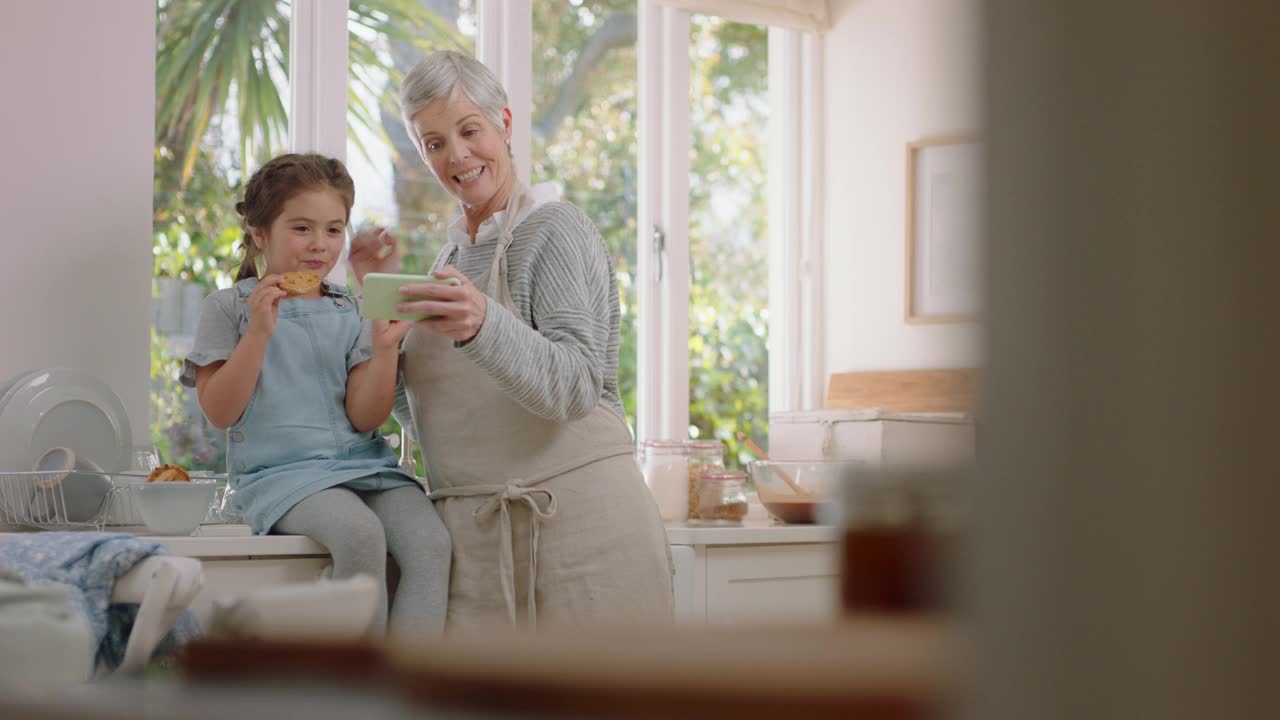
[693,470,749,526]
[217,483,246,525]
[131,445,161,473]
[638,440,725,522]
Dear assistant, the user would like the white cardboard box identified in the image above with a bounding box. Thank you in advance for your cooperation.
[768,409,975,467]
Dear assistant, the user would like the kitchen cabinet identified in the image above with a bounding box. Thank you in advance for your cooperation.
[668,521,842,623]
[152,530,331,627]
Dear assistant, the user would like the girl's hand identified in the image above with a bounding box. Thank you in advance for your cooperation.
[349,226,402,287]
[246,275,287,339]
[371,319,412,356]
[397,266,487,343]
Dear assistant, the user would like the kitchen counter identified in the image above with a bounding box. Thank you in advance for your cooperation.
[149,525,328,557]
[0,525,331,557]
[136,518,839,555]
[1,519,843,625]
[665,518,838,545]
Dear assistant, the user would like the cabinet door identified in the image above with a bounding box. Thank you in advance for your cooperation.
[705,544,839,623]
[670,545,701,623]
[187,557,333,627]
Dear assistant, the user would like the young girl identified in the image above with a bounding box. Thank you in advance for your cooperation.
[180,153,450,637]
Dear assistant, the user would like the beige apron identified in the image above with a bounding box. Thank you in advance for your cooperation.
[401,185,674,630]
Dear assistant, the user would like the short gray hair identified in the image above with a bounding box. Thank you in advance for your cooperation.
[400,50,508,157]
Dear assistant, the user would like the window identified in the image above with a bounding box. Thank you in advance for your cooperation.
[531,0,640,429]
[686,15,769,466]
[637,1,820,466]
[152,0,292,471]
[346,1,476,276]
[345,2,476,472]
[150,0,823,474]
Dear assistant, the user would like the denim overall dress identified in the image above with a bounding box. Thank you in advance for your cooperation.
[222,278,421,534]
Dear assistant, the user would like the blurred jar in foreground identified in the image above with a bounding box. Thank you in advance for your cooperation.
[837,464,967,615]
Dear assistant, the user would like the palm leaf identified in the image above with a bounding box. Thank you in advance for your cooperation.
[157,0,468,185]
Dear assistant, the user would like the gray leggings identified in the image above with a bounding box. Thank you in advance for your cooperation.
[273,485,451,638]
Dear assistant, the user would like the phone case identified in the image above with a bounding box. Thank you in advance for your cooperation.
[361,272,461,321]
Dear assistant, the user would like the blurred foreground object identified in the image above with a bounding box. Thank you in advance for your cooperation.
[390,621,953,719]
[978,2,1280,717]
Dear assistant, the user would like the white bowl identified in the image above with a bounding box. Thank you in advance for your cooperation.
[133,481,216,536]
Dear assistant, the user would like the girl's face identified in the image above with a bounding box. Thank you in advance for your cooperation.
[251,189,347,296]
[411,93,513,209]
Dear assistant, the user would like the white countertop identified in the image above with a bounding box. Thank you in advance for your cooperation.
[0,525,330,558]
[664,519,839,545]
[1,519,838,558]
[154,525,329,557]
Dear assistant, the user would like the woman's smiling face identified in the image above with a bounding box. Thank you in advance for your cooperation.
[411,92,513,209]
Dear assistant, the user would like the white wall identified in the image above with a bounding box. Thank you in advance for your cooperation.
[0,2,156,441]
[823,0,983,375]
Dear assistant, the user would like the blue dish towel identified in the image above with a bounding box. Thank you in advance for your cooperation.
[0,532,201,675]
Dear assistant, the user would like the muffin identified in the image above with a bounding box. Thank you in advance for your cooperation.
[147,464,191,483]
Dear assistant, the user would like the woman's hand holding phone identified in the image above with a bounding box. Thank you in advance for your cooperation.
[397,266,487,343]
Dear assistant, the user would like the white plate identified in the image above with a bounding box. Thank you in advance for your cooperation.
[0,369,40,411]
[0,369,132,473]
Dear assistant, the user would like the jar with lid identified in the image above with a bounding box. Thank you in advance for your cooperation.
[638,440,725,521]
[693,469,749,526]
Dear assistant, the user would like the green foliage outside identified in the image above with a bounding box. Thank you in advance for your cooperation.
[531,3,768,467]
[687,15,769,468]
[152,0,768,472]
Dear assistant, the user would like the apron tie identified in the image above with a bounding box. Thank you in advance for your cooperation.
[430,481,559,627]
[477,483,558,627]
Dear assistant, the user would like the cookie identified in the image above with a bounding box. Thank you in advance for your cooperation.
[280,271,322,296]
[147,464,191,483]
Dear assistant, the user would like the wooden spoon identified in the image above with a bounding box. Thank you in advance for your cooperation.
[737,432,812,497]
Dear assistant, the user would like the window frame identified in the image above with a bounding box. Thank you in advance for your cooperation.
[477,0,533,185]
[637,0,693,442]
[290,0,351,287]
[292,0,825,440]
[290,0,350,160]
[767,27,826,414]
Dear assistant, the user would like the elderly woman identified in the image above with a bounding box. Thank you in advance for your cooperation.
[349,51,673,629]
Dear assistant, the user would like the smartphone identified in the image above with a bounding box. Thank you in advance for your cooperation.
[361,272,461,321]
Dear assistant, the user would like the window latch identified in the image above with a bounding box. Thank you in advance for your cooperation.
[652,224,666,284]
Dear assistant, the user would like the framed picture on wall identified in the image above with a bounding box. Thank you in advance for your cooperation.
[906,136,982,323]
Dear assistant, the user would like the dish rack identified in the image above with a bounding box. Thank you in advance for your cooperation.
[0,470,229,531]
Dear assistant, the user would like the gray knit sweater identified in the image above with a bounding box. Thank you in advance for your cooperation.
[392,201,625,435]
